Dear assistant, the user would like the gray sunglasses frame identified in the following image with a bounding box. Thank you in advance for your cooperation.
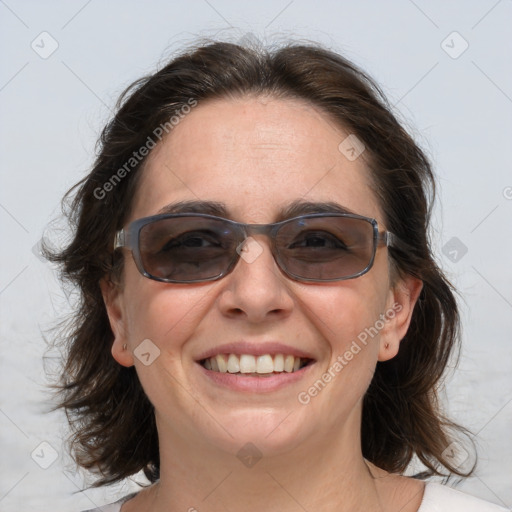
[114,212,399,283]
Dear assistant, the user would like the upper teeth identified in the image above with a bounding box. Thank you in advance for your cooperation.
[201,354,306,374]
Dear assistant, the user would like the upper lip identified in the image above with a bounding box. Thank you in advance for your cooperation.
[195,341,316,362]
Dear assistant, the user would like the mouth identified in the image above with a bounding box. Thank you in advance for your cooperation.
[198,353,315,376]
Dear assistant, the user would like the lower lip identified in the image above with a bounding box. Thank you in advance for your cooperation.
[196,362,315,392]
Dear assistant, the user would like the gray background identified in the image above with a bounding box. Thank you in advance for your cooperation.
[0,1,511,510]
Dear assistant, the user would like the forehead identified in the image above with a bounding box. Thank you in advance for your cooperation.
[129,96,383,224]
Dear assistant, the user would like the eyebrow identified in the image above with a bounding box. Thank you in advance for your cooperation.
[156,199,355,221]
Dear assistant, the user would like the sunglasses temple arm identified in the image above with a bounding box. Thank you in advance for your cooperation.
[384,231,397,248]
[114,230,126,250]
[382,231,415,255]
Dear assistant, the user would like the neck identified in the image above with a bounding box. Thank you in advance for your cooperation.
[144,418,396,512]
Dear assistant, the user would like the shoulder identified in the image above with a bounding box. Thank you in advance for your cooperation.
[419,482,510,512]
[80,492,138,512]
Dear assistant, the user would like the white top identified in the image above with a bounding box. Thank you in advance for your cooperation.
[418,482,509,511]
[81,482,510,511]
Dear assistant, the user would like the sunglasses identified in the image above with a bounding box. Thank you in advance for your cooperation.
[114,212,398,283]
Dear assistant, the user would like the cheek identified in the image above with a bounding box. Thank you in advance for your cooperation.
[122,268,215,351]
[303,275,388,347]
[299,274,389,379]
[297,284,387,416]
[121,281,219,406]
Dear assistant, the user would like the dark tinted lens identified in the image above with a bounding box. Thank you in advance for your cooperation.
[139,217,238,281]
[275,216,375,280]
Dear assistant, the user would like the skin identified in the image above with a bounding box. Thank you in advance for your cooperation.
[102,96,424,512]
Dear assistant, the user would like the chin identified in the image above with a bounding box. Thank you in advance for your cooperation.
[202,406,313,458]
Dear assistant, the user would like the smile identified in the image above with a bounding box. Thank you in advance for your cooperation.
[200,354,313,375]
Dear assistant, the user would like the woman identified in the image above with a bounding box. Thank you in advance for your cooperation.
[49,40,509,511]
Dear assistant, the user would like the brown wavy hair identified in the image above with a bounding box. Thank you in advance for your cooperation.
[47,39,474,487]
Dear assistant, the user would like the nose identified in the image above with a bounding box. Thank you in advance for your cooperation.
[216,236,294,323]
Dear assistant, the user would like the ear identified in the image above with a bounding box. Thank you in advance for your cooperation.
[378,275,423,362]
[100,277,134,367]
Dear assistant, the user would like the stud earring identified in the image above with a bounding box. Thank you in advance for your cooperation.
[123,343,127,350]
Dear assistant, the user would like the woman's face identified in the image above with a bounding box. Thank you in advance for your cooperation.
[105,96,419,459]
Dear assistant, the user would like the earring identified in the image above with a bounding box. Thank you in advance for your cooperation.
[384,342,390,350]
[123,343,127,350]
